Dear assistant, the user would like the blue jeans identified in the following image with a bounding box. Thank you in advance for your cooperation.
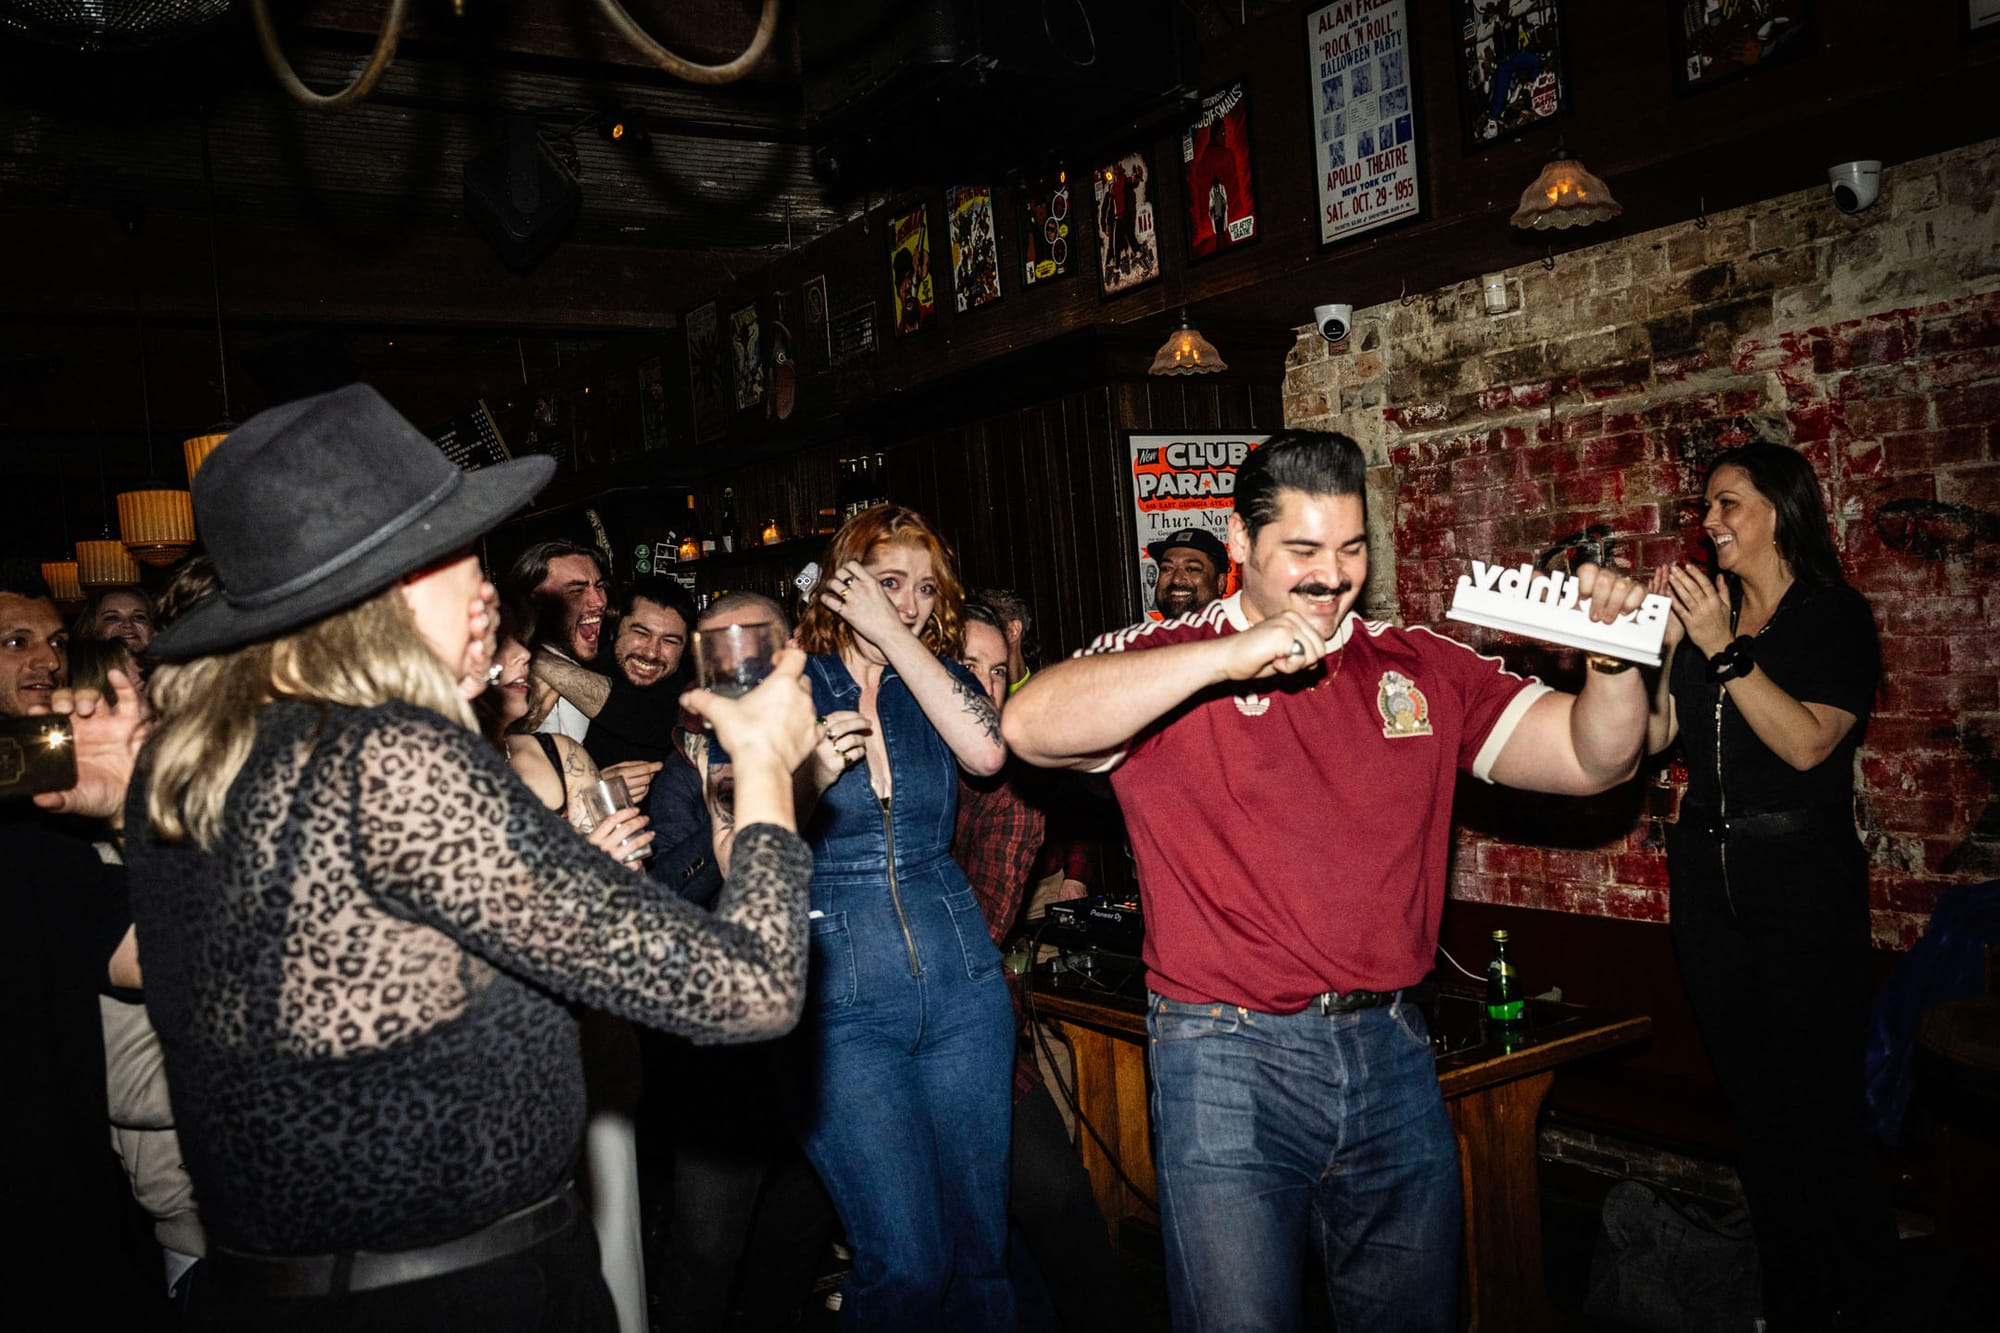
[1146,992,1461,1333]
[798,863,1016,1331]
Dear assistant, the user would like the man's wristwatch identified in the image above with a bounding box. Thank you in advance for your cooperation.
[1708,635,1756,682]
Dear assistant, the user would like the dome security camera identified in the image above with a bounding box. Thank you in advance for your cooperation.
[1828,161,1882,214]
[1314,302,1354,343]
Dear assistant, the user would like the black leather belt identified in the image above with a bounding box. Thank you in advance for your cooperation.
[1312,987,1400,1015]
[1680,806,1823,840]
[207,1183,581,1298]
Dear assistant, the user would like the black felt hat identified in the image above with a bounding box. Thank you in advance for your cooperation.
[151,384,555,659]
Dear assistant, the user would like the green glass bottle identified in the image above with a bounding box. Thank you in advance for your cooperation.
[1485,928,1524,1025]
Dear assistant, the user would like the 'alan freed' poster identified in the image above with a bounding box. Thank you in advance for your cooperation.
[1128,433,1266,621]
[1307,0,1421,246]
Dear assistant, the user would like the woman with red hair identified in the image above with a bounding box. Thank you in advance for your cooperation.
[792,504,1014,1329]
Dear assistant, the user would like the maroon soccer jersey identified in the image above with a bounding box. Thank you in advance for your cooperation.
[1085,595,1546,1011]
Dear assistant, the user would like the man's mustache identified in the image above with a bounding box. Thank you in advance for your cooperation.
[1292,581,1352,599]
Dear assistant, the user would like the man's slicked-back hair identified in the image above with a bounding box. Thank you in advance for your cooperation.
[699,590,793,636]
[1233,430,1368,541]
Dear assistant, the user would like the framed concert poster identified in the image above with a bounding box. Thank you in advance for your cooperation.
[1018,168,1074,287]
[1182,81,1258,261]
[1092,148,1161,298]
[887,203,937,336]
[1670,0,1814,95]
[947,185,1003,313]
[729,302,763,411]
[1452,0,1568,150]
[683,301,726,444]
[1305,0,1424,246]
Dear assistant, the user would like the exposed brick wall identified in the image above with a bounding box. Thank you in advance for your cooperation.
[1283,138,2000,948]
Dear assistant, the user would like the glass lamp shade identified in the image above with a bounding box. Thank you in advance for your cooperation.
[678,536,701,562]
[183,431,228,480]
[1148,321,1229,376]
[76,537,141,586]
[40,560,83,604]
[1510,155,1623,231]
[117,487,197,565]
[760,519,782,545]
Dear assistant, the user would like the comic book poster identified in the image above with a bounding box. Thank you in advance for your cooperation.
[887,204,936,336]
[1093,149,1160,297]
[730,303,763,411]
[1019,168,1073,287]
[1307,0,1423,246]
[684,302,726,443]
[637,355,668,453]
[947,185,1002,313]
[1128,432,1266,621]
[1671,0,1813,94]
[1182,81,1257,260]
[1453,0,1566,150]
[803,274,829,369]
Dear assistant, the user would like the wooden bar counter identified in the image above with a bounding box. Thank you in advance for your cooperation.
[1028,959,1651,1331]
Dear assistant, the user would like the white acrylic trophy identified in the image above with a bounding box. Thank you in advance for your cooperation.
[1446,561,1672,666]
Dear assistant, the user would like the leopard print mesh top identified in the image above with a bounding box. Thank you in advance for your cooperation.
[126,699,811,1255]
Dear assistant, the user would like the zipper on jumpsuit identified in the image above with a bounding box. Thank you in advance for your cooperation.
[1714,690,1734,918]
[879,795,920,975]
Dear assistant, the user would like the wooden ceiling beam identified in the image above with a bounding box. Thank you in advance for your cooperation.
[0,207,762,333]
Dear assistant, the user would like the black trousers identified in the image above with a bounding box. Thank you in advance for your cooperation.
[1667,821,1898,1330]
[1008,1083,1128,1330]
[194,1212,615,1333]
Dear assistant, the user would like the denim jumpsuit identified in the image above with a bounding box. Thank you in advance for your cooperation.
[798,654,1016,1330]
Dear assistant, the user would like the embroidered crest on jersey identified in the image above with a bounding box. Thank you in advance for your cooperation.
[1233,692,1271,717]
[1375,671,1431,737]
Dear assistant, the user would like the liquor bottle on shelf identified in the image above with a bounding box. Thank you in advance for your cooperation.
[718,487,738,554]
[677,494,701,563]
[1485,929,1524,1026]
[871,451,889,508]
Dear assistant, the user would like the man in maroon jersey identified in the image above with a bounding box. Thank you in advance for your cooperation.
[1003,430,1650,1332]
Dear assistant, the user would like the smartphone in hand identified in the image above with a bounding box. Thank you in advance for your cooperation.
[0,714,78,801]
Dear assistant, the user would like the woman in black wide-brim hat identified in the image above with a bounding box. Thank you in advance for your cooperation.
[125,384,819,1331]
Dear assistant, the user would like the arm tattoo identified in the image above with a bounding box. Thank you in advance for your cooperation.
[706,765,736,834]
[950,676,1002,746]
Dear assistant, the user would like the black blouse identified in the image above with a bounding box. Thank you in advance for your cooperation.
[126,699,810,1255]
[1668,579,1879,816]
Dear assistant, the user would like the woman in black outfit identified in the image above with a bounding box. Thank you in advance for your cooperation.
[1645,442,1896,1330]
[124,385,818,1332]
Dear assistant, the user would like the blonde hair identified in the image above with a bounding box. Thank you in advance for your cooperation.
[146,586,476,849]
[796,504,966,659]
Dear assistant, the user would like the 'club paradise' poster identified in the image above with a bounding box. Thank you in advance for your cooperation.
[1307,0,1421,246]
[1127,433,1266,620]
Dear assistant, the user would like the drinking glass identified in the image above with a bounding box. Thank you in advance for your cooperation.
[693,621,785,698]
[576,772,632,833]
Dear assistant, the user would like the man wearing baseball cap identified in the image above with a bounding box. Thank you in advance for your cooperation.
[1147,527,1227,620]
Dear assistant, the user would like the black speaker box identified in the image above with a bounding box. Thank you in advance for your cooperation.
[462,115,580,272]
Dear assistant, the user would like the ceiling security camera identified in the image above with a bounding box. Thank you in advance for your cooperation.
[1828,161,1881,214]
[1314,302,1353,343]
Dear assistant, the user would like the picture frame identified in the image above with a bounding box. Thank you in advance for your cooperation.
[887,203,937,336]
[683,301,726,444]
[1018,167,1075,288]
[1305,0,1425,247]
[1451,0,1568,151]
[1125,431,1267,621]
[729,302,764,411]
[1966,0,2000,40]
[946,185,1003,313]
[802,274,830,369]
[1181,80,1259,261]
[1669,0,1815,95]
[1092,148,1161,298]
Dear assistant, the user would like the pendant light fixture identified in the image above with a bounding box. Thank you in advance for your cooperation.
[81,438,142,587]
[114,211,196,566]
[1510,143,1623,232]
[1148,307,1229,376]
[184,111,236,485]
[42,474,85,606]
